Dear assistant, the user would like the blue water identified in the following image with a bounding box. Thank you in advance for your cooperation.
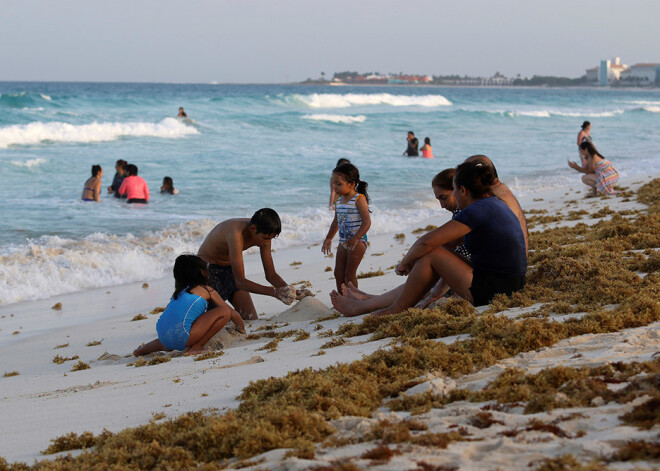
[1,82,659,305]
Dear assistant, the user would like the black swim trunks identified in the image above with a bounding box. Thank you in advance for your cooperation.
[207,263,238,302]
[470,269,525,307]
[127,198,148,204]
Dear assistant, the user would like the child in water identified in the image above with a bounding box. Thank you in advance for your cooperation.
[160,176,179,195]
[322,163,371,291]
[133,254,245,357]
[421,137,434,159]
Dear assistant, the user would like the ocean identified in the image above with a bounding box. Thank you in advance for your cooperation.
[1,82,659,305]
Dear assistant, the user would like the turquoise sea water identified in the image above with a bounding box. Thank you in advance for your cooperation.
[1,82,659,305]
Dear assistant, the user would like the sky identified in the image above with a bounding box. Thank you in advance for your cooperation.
[1,0,659,83]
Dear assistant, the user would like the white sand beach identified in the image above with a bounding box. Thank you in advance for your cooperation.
[1,178,659,470]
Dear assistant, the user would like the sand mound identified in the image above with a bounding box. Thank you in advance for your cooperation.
[274,296,334,323]
[204,326,246,351]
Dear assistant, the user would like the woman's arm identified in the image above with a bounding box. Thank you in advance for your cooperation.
[397,220,470,274]
[93,178,102,202]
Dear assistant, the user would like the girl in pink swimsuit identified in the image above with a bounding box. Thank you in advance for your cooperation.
[421,137,434,159]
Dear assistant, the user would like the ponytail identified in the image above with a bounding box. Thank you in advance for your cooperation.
[334,162,370,203]
[454,161,496,199]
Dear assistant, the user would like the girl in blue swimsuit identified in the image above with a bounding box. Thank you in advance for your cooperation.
[133,254,245,356]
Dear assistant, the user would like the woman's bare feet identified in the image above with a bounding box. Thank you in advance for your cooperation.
[330,290,365,317]
[343,282,372,301]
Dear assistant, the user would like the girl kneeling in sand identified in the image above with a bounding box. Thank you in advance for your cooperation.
[333,161,526,315]
[133,254,245,357]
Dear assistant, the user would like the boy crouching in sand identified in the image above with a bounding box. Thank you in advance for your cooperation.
[197,208,297,320]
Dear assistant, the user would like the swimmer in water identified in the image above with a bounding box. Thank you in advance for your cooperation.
[178,107,188,118]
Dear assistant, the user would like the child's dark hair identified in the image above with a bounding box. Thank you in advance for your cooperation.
[91,165,102,177]
[126,164,138,176]
[250,208,281,236]
[424,137,431,145]
[454,160,496,199]
[333,163,369,202]
[431,168,456,191]
[163,176,173,187]
[336,158,351,167]
[172,254,209,299]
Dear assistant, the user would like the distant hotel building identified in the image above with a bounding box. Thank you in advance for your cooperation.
[586,57,660,86]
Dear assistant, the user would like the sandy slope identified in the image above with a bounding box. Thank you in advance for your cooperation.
[0,179,658,469]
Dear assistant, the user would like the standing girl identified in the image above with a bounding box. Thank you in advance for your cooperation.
[322,163,371,291]
[421,137,434,159]
[133,254,245,357]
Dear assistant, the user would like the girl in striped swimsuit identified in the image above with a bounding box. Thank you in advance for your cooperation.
[322,162,371,291]
[569,141,619,196]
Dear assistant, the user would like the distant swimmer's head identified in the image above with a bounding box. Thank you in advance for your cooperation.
[581,121,591,130]
[115,159,127,173]
[336,158,351,167]
[454,161,496,205]
[250,208,281,238]
[91,165,103,178]
[432,168,457,212]
[162,176,173,188]
[464,155,498,180]
[424,137,431,145]
[172,253,208,299]
[408,131,415,138]
[179,107,184,112]
[126,164,138,176]
[333,162,370,202]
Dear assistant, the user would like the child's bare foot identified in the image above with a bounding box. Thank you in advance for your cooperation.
[185,346,205,356]
[330,290,363,317]
[344,282,371,301]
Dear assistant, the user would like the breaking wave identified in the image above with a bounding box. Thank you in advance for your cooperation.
[288,93,453,108]
[302,114,367,124]
[0,117,199,148]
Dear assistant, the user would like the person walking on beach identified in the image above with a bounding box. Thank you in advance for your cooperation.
[403,131,419,156]
[108,159,127,198]
[322,163,371,292]
[328,158,351,209]
[81,165,103,202]
[568,141,618,196]
[577,121,592,167]
[133,254,245,357]
[197,208,297,320]
[332,160,526,316]
[421,137,434,159]
[117,164,149,204]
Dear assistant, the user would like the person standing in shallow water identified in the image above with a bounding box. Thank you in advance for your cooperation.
[577,121,592,166]
[82,165,103,202]
[421,137,434,159]
[117,164,149,204]
[403,131,419,156]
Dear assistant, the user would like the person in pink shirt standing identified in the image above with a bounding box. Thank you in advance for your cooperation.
[117,164,149,204]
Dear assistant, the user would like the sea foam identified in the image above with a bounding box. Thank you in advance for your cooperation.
[0,117,199,148]
[302,114,367,124]
[0,204,446,306]
[9,158,48,168]
[291,93,452,108]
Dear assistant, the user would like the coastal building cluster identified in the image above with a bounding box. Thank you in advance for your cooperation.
[318,59,660,87]
[585,57,660,86]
